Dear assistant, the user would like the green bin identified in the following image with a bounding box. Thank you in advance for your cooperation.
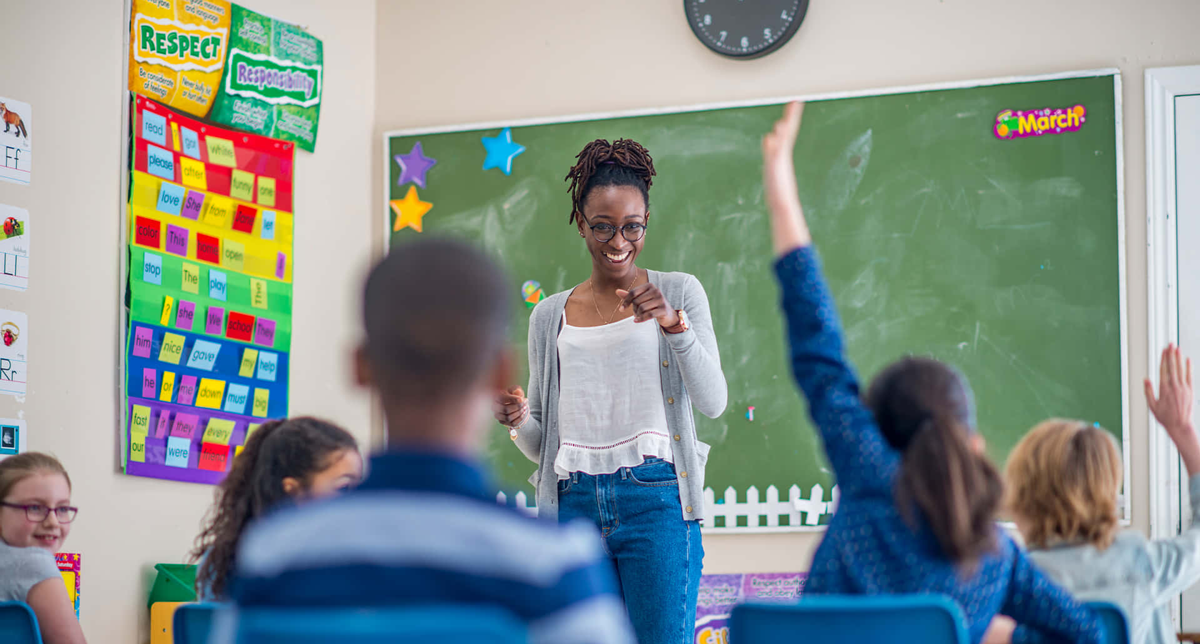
[147,563,197,608]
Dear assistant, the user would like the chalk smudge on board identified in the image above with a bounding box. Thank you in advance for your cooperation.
[825,129,872,212]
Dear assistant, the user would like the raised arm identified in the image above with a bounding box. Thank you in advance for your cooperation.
[1144,344,1200,600]
[764,102,897,498]
[1002,546,1103,644]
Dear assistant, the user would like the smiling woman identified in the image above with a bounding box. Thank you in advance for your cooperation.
[493,138,728,644]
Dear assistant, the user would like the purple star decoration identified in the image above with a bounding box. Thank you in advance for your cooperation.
[394,141,437,189]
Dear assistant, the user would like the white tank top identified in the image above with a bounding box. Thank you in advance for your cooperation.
[555,314,673,479]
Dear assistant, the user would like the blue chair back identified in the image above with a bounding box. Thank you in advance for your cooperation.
[0,601,42,644]
[1087,601,1131,644]
[730,595,968,644]
[231,605,528,644]
[173,602,222,644]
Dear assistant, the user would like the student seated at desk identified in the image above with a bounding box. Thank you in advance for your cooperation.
[761,101,1102,644]
[226,238,635,644]
[0,453,87,644]
[1008,344,1200,644]
[191,417,362,600]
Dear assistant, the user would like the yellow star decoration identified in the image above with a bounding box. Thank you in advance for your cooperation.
[390,186,433,233]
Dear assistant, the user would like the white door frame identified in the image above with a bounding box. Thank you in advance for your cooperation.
[1145,64,1200,626]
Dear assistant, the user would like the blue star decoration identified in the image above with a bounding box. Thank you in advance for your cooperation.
[481,127,526,175]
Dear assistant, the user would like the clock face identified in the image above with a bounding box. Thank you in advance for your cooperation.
[685,0,809,59]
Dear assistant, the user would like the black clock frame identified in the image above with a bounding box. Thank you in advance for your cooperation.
[684,0,810,60]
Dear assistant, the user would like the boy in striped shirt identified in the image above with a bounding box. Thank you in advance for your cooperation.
[228,238,634,644]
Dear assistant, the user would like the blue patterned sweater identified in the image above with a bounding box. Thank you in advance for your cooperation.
[776,246,1103,644]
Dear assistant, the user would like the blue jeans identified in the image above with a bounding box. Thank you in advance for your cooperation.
[558,457,704,644]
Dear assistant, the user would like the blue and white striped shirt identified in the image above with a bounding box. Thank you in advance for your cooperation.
[229,451,634,644]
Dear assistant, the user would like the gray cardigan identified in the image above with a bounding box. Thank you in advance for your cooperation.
[1028,474,1200,644]
[513,269,728,521]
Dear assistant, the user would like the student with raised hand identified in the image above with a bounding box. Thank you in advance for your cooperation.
[0,453,87,644]
[227,237,635,644]
[762,101,1102,644]
[1008,344,1200,644]
[190,417,362,600]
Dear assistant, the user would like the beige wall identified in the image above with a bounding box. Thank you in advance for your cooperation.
[1,1,376,642]
[373,0,1200,573]
[2,1,1196,641]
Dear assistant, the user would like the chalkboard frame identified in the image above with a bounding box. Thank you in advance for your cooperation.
[381,68,1129,530]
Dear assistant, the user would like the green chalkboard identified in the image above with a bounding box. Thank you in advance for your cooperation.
[385,73,1123,520]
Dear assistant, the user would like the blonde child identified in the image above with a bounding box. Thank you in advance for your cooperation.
[0,453,87,644]
[1008,344,1200,644]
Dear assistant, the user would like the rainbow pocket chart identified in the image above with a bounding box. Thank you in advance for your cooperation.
[123,95,295,484]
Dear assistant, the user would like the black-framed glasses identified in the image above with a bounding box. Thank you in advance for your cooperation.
[584,218,647,243]
[0,502,78,523]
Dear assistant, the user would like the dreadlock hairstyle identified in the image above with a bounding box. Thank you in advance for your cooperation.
[564,139,657,225]
[190,417,358,598]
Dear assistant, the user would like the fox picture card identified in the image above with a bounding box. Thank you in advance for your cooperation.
[0,95,31,185]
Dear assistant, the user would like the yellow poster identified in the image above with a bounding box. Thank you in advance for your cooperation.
[128,0,232,118]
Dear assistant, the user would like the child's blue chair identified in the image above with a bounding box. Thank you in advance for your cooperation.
[0,601,42,644]
[172,602,222,644]
[1086,601,1131,644]
[730,595,969,644]
[227,605,528,644]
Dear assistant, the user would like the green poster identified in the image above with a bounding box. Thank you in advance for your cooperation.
[209,4,323,152]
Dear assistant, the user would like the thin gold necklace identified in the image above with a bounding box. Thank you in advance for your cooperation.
[591,270,640,325]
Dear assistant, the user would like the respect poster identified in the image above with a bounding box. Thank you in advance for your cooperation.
[128,0,231,117]
[124,95,294,484]
[208,4,323,152]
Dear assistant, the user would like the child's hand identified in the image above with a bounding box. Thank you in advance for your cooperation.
[762,101,803,175]
[1145,344,1200,474]
[762,101,812,254]
[982,615,1016,644]
[493,386,528,428]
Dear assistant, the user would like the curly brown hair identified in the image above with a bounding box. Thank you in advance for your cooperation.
[564,138,656,225]
[190,417,358,598]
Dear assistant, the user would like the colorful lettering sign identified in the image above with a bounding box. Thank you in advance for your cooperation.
[209,4,323,151]
[994,105,1087,140]
[128,0,232,117]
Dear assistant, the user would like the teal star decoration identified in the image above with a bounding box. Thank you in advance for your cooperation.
[481,128,526,175]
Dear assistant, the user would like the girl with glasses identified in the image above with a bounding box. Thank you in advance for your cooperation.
[494,138,728,644]
[0,452,87,644]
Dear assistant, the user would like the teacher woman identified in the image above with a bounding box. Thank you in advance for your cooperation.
[494,138,728,644]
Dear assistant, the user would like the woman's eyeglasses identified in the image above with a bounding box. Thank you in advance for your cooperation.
[0,502,78,523]
[584,218,647,243]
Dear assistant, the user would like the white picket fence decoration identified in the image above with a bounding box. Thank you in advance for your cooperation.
[496,484,840,533]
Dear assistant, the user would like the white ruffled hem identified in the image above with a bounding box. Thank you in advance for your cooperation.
[554,430,675,479]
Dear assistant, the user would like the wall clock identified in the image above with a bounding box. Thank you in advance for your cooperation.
[684,0,809,60]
